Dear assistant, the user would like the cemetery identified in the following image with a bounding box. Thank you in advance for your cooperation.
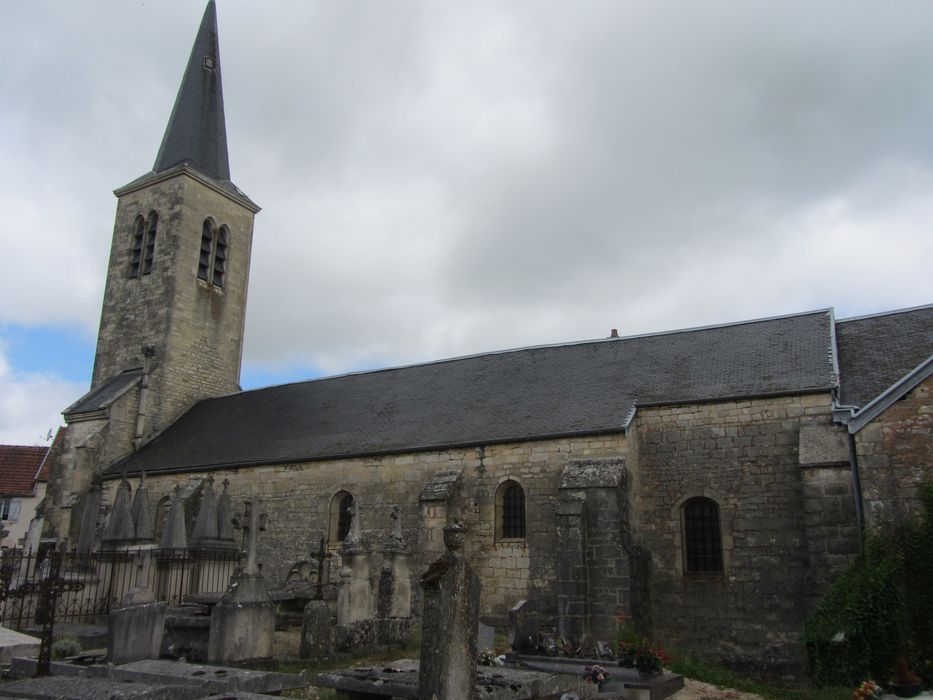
[0,492,692,700]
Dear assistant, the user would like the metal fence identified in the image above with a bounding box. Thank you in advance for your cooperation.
[0,546,239,632]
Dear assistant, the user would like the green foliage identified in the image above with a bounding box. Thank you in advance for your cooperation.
[51,636,81,660]
[667,651,851,700]
[804,485,933,687]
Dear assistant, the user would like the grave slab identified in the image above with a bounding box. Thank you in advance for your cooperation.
[0,676,205,700]
[312,658,584,699]
[505,654,684,700]
[0,626,40,665]
[111,659,305,695]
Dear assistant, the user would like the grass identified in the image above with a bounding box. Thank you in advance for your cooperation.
[269,627,854,700]
[273,631,421,700]
[667,652,852,700]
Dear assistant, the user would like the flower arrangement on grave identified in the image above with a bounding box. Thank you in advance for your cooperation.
[889,657,922,698]
[583,664,611,688]
[852,680,883,700]
[478,649,505,666]
[617,641,669,675]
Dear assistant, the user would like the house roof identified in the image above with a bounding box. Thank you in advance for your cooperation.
[107,309,837,476]
[835,304,933,408]
[0,445,50,497]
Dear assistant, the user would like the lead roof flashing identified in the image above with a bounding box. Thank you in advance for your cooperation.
[846,354,933,434]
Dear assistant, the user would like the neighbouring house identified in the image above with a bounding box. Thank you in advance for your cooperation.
[0,444,51,548]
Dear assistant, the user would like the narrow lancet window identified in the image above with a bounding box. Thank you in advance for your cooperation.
[496,480,526,540]
[683,497,723,573]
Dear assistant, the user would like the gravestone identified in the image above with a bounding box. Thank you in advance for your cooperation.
[107,600,166,664]
[477,621,495,652]
[418,522,479,700]
[207,498,275,664]
[299,600,333,659]
[509,599,539,653]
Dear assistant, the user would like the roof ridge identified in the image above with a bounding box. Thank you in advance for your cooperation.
[227,307,833,400]
[836,302,933,324]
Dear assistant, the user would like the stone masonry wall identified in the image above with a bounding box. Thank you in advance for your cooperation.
[629,393,845,675]
[93,172,255,445]
[123,433,629,625]
[855,374,933,531]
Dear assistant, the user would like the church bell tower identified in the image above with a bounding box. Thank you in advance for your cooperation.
[90,0,259,446]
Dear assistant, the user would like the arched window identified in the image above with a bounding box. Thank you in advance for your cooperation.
[682,497,723,573]
[329,491,354,543]
[129,212,158,278]
[198,219,228,288]
[495,480,526,540]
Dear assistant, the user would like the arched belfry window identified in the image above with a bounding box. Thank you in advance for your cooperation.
[682,497,723,573]
[329,491,354,543]
[198,219,228,288]
[129,212,158,278]
[495,479,526,540]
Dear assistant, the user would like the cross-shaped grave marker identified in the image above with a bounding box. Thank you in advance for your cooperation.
[0,547,84,676]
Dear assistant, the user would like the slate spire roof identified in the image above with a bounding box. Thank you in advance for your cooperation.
[153,0,230,182]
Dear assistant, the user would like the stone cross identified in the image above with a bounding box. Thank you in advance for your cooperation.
[232,498,267,576]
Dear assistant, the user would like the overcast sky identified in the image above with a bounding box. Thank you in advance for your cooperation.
[1,1,932,445]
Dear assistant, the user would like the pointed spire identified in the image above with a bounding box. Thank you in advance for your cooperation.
[76,485,103,555]
[160,486,189,551]
[191,477,219,545]
[154,1,230,181]
[217,479,235,543]
[103,476,135,546]
[132,472,154,542]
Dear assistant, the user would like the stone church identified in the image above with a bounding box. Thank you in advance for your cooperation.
[41,1,932,674]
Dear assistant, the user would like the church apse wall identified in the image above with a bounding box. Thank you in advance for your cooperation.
[629,392,858,675]
[855,375,933,531]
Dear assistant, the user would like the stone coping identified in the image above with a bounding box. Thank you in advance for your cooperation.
[312,658,584,699]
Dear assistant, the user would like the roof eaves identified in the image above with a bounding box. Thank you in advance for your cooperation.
[103,424,639,480]
[633,385,836,410]
[114,165,259,213]
[846,354,933,434]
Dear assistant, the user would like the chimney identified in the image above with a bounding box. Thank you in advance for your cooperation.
[610,329,619,338]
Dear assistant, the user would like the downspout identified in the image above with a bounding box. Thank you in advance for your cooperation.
[846,430,865,551]
[134,346,156,450]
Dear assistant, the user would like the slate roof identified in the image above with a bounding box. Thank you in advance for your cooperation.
[65,369,143,416]
[116,2,257,211]
[835,304,933,408]
[0,446,49,496]
[107,309,836,476]
[154,0,229,181]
